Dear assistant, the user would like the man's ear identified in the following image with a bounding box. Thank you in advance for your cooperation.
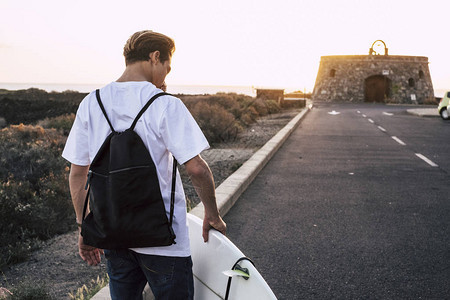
[149,51,160,63]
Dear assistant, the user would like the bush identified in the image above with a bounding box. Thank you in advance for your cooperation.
[68,275,109,300]
[7,282,53,300]
[38,113,75,135]
[181,93,281,144]
[0,88,84,127]
[0,124,73,270]
[188,101,241,144]
[0,97,79,126]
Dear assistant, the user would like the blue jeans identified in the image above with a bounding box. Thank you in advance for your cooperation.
[104,249,194,300]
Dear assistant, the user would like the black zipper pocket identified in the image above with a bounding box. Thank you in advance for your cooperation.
[85,170,108,190]
[109,166,150,174]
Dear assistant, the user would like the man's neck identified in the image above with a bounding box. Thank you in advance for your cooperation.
[116,62,150,82]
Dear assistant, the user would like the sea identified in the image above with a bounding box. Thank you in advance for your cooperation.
[0,82,258,97]
[1,82,445,98]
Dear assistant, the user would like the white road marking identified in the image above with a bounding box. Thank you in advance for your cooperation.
[378,126,386,132]
[368,119,374,123]
[415,153,438,167]
[383,112,394,116]
[328,110,340,115]
[357,111,361,114]
[391,136,406,145]
[362,114,367,118]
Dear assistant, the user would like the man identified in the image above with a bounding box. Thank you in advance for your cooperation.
[62,30,226,300]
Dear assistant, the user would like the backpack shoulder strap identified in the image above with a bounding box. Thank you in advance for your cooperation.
[170,157,178,226]
[130,92,171,130]
[95,89,116,133]
[130,91,177,226]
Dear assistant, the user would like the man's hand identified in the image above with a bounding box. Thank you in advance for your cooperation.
[185,155,226,242]
[160,81,167,92]
[202,214,227,243]
[78,234,103,266]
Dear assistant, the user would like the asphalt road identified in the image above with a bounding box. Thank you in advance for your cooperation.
[224,102,450,299]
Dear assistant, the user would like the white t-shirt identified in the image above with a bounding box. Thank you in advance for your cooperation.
[62,81,209,257]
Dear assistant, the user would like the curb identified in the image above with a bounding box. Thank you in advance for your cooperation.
[90,105,311,300]
[406,108,439,117]
[90,287,110,300]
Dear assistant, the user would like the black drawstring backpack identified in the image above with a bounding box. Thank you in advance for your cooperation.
[81,89,176,249]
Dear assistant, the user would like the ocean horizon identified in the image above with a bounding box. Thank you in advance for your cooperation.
[0,82,261,97]
[1,82,445,98]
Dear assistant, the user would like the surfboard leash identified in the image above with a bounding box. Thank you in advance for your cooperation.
[224,257,255,300]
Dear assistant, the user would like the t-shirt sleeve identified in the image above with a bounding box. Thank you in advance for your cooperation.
[160,97,209,165]
[62,101,90,166]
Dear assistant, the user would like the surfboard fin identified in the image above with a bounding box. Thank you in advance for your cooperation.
[224,257,256,300]
[223,265,250,280]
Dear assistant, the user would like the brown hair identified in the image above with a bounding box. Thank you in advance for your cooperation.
[123,30,175,65]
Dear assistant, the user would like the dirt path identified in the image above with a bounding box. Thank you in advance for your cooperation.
[0,109,301,299]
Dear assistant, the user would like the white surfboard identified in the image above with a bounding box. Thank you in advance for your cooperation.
[188,213,277,300]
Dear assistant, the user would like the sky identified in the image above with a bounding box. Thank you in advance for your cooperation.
[0,0,448,92]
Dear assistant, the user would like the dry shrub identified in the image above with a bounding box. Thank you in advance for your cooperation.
[181,93,281,144]
[0,125,73,270]
[6,282,53,300]
[0,96,79,126]
[188,101,241,144]
[38,113,75,135]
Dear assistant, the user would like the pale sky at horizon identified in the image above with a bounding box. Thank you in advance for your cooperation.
[0,0,448,92]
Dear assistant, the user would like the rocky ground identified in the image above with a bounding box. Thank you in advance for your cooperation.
[0,108,301,299]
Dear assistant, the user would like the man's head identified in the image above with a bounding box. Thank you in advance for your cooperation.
[123,30,175,66]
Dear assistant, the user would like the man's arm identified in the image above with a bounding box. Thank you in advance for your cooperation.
[69,164,103,266]
[185,155,227,242]
[69,164,89,223]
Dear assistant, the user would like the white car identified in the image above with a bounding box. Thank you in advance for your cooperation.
[438,91,450,120]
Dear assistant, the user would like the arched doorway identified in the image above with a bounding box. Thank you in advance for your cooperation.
[364,75,391,102]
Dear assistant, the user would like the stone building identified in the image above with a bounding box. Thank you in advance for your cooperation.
[312,41,434,104]
[256,88,284,102]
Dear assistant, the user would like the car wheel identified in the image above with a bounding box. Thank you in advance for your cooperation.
[440,108,449,120]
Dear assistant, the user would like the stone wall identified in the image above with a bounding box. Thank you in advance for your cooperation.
[256,89,284,102]
[312,55,434,104]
